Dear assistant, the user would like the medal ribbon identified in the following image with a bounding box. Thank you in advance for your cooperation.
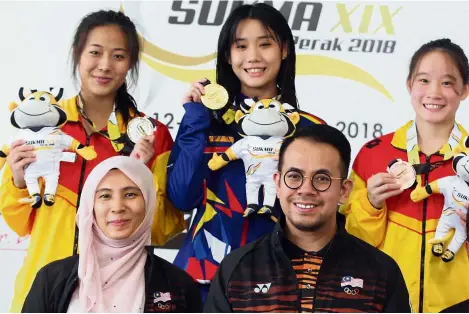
[77,94,126,153]
[406,120,461,185]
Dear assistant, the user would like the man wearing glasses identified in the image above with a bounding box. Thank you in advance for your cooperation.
[204,124,411,313]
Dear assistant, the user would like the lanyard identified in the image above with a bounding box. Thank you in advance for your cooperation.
[76,93,127,154]
[406,120,462,185]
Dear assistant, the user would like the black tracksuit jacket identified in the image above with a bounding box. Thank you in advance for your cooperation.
[205,214,411,313]
[22,247,202,313]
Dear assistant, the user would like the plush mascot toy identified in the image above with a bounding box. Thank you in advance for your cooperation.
[410,152,469,262]
[0,88,97,208]
[208,98,300,217]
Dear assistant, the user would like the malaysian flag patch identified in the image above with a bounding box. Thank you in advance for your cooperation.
[153,292,171,303]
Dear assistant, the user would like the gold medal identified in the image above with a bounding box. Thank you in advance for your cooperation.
[126,117,156,144]
[387,159,416,190]
[201,83,229,110]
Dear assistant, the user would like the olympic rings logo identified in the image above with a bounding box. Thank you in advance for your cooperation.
[157,303,170,309]
[344,287,360,295]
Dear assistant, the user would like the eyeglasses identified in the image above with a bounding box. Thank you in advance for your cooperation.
[282,170,344,192]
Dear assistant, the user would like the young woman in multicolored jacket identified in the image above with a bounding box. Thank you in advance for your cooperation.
[166,3,325,302]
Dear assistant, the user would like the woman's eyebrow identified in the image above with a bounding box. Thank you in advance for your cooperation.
[95,186,140,193]
[96,188,112,193]
[122,186,140,191]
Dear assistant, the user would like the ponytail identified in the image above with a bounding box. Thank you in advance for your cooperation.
[115,82,138,124]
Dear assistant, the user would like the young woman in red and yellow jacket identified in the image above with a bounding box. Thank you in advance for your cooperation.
[0,10,184,312]
[340,39,469,313]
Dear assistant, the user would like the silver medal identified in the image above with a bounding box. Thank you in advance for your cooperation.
[127,117,155,143]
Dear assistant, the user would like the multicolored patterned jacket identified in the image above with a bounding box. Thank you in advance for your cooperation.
[167,100,325,286]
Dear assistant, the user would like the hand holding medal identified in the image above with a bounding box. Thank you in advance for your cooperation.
[366,158,416,209]
[182,78,236,125]
[387,159,417,190]
[127,117,156,144]
[200,80,229,110]
[366,161,411,209]
[182,78,228,108]
[127,116,157,163]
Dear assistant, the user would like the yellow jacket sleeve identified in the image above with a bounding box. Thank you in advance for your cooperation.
[0,165,36,237]
[150,150,186,246]
[339,169,388,247]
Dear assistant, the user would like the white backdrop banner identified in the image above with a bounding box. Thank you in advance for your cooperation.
[1,0,469,311]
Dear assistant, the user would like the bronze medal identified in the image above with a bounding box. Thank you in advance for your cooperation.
[387,159,416,190]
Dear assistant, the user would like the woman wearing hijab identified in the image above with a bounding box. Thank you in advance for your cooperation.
[21,156,202,313]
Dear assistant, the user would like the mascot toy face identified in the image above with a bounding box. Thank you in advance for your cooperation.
[235,99,300,137]
[10,87,67,129]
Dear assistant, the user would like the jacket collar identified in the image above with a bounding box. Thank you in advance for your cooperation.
[58,95,139,131]
[391,120,468,154]
[271,212,347,258]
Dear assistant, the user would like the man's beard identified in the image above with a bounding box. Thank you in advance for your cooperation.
[288,210,336,233]
[291,217,325,232]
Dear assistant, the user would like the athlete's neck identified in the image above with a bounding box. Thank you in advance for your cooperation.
[284,216,336,252]
[241,82,278,100]
[80,90,115,119]
[415,116,454,156]
[79,90,116,130]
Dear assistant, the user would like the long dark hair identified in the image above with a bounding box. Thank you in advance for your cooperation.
[71,10,141,124]
[216,3,298,108]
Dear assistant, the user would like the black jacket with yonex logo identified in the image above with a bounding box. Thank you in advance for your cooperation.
[22,247,202,313]
[204,214,411,313]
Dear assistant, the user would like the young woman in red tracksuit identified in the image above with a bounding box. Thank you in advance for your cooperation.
[0,10,183,312]
[341,38,469,313]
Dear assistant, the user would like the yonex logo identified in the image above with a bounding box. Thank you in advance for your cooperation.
[254,283,271,293]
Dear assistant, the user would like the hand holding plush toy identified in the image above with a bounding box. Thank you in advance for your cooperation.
[0,88,97,208]
[410,152,469,262]
[208,98,300,218]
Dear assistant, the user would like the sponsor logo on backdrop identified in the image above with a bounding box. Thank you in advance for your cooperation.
[168,1,400,55]
[122,1,401,101]
[121,1,400,140]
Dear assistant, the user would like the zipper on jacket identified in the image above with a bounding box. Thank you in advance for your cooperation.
[275,231,303,312]
[418,155,431,313]
[73,134,91,255]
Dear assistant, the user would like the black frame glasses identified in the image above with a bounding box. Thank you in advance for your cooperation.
[281,169,344,192]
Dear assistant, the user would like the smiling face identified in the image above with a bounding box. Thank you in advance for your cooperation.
[229,18,285,99]
[407,50,469,126]
[78,24,131,100]
[274,138,352,233]
[93,169,146,240]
